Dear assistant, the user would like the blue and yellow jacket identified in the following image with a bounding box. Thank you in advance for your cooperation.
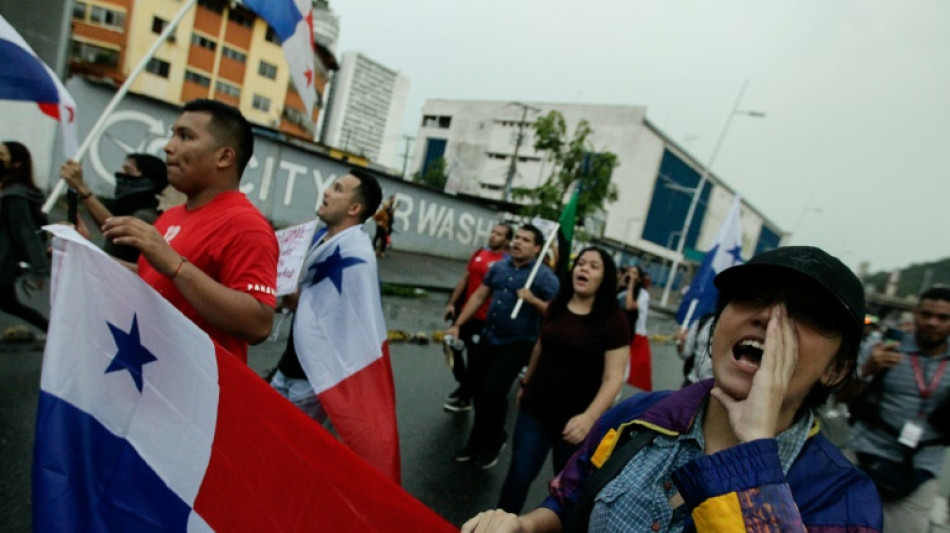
[540,380,882,532]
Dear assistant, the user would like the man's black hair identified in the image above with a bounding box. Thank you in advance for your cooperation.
[495,222,514,241]
[920,286,950,305]
[519,224,544,246]
[182,99,254,177]
[348,168,383,222]
[128,153,168,193]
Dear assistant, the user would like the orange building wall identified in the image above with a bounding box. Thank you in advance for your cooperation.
[218,57,246,84]
[193,6,222,35]
[224,22,252,49]
[187,45,215,73]
[181,80,210,102]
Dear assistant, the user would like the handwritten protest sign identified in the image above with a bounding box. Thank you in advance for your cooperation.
[275,220,319,296]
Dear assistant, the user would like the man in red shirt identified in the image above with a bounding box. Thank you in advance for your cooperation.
[103,99,278,363]
[442,223,513,412]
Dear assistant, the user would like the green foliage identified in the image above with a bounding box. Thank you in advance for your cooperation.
[513,111,619,224]
[412,157,448,190]
[864,257,950,298]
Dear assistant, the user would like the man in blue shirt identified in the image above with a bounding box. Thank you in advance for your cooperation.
[446,224,560,469]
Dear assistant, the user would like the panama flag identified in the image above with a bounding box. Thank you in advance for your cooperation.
[675,195,745,326]
[293,225,401,484]
[33,226,452,532]
[0,15,78,157]
[242,0,317,119]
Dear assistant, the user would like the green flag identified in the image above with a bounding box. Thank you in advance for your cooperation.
[556,183,580,278]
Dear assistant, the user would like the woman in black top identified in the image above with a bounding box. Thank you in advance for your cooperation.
[497,247,630,513]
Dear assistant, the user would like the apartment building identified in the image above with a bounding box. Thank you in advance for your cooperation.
[68,0,339,139]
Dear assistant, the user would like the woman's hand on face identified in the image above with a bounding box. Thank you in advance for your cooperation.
[711,304,797,443]
[461,510,525,533]
[562,412,596,445]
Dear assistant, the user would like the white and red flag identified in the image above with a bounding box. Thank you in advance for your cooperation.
[33,226,447,531]
[242,0,317,119]
[0,14,78,157]
[293,225,401,483]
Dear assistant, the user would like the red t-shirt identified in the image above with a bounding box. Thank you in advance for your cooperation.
[466,247,507,321]
[138,191,278,363]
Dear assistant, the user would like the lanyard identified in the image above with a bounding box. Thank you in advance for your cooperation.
[910,354,949,400]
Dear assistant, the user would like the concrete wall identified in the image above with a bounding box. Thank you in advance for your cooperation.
[60,78,503,260]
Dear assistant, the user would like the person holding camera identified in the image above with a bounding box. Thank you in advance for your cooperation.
[844,286,950,533]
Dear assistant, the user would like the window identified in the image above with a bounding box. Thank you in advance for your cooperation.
[252,94,271,112]
[69,40,119,68]
[227,10,253,28]
[72,2,87,19]
[145,58,170,78]
[151,17,175,41]
[265,27,280,44]
[184,70,211,87]
[221,46,247,63]
[258,60,277,79]
[422,115,452,129]
[89,6,125,30]
[197,0,223,11]
[215,80,240,98]
[191,33,217,51]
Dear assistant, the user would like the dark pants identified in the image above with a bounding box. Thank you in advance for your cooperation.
[498,409,579,513]
[466,340,534,453]
[0,283,48,331]
[373,225,388,254]
[449,319,485,401]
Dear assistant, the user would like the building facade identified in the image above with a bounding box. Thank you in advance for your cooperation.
[319,51,409,171]
[409,99,784,284]
[67,0,339,140]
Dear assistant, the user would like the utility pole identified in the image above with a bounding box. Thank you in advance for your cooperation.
[503,102,541,202]
[400,135,414,179]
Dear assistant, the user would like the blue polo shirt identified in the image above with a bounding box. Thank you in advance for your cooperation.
[480,256,560,346]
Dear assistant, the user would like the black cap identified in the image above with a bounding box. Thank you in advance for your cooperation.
[714,246,866,342]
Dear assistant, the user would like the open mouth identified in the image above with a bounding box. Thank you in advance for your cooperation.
[576,274,589,284]
[733,338,764,370]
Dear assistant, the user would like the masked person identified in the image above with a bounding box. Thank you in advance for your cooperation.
[60,153,167,262]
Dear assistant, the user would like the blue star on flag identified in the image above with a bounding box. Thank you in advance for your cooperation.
[307,245,366,293]
[105,314,157,393]
[727,245,743,263]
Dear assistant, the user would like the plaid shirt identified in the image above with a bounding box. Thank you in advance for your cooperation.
[588,401,814,532]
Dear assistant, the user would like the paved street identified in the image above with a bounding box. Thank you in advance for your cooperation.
[0,248,685,531]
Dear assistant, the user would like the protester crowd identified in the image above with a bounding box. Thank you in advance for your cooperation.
[7,99,950,533]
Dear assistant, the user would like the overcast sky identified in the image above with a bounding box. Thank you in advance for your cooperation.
[331,0,949,273]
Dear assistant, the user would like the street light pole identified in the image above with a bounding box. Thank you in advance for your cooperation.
[660,79,764,306]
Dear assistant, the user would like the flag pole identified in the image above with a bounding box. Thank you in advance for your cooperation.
[42,0,199,213]
[510,222,560,319]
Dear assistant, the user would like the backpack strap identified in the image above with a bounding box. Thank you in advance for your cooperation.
[564,425,658,533]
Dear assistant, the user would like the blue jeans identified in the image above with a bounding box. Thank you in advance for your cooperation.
[497,409,579,513]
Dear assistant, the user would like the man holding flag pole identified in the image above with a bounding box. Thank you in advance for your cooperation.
[446,224,560,469]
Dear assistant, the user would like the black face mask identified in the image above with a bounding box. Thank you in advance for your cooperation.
[114,172,154,199]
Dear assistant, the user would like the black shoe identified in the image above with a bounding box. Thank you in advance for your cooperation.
[453,446,476,462]
[443,398,472,412]
[475,443,506,470]
[447,386,464,400]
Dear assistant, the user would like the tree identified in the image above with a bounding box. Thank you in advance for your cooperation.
[412,157,448,190]
[512,111,619,226]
